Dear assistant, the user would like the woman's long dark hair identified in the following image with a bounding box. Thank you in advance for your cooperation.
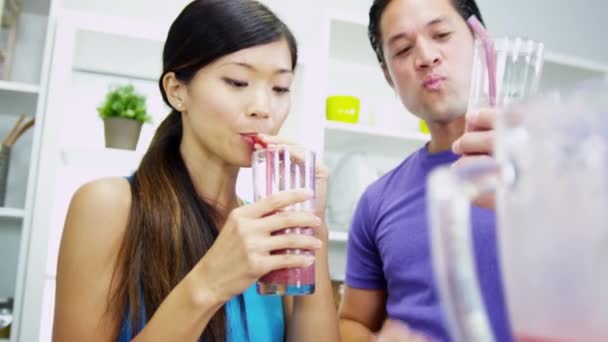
[108,1,298,340]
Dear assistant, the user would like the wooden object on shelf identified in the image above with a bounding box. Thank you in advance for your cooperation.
[0,296,13,338]
[0,114,34,205]
[1,113,23,146]
[0,144,9,206]
[7,117,34,145]
[0,0,5,31]
[0,0,20,80]
[2,114,34,147]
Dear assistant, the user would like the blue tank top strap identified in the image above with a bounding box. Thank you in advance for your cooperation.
[125,174,135,184]
[118,283,147,342]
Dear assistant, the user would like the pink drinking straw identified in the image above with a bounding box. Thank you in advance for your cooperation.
[467,15,497,107]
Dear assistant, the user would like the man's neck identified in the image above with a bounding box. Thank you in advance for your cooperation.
[426,116,466,153]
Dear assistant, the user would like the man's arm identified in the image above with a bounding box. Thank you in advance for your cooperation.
[338,286,387,341]
[340,185,387,341]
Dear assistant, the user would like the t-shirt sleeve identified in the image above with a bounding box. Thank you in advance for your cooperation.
[345,189,387,289]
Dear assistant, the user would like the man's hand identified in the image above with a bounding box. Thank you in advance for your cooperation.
[452,108,498,210]
[373,320,430,342]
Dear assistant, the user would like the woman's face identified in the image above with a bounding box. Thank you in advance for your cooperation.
[179,39,294,167]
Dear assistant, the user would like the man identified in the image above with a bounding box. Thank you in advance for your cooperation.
[338,0,507,341]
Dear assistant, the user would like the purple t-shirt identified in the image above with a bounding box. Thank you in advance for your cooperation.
[345,147,511,342]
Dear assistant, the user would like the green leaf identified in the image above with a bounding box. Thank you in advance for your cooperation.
[97,84,152,123]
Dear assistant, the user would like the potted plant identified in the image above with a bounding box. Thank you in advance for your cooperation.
[97,84,152,150]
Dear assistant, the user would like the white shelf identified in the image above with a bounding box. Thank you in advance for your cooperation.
[325,120,429,142]
[545,51,608,74]
[327,13,608,76]
[327,11,608,91]
[0,80,40,94]
[0,208,25,220]
[540,51,608,92]
[329,230,348,242]
[324,120,428,155]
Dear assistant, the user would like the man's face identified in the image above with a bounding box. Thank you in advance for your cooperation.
[380,0,475,124]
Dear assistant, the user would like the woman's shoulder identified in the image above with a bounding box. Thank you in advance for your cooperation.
[61,177,132,263]
[77,176,132,196]
[68,177,132,226]
[54,177,133,340]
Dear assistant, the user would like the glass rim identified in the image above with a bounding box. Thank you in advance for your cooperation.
[251,146,315,155]
[474,36,544,54]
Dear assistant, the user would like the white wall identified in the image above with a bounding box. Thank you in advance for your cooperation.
[55,0,608,64]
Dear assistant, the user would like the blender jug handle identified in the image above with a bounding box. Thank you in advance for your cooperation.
[427,159,502,342]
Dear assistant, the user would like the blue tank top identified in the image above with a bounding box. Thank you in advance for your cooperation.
[117,283,284,341]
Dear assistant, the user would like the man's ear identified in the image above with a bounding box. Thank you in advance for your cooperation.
[381,62,394,88]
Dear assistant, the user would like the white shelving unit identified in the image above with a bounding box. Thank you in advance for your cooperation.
[0,0,52,340]
[321,11,433,244]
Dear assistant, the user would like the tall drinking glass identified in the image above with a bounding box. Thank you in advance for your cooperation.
[252,146,316,296]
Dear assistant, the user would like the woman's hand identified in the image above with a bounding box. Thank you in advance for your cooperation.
[255,134,330,240]
[195,189,323,303]
[452,108,498,210]
[252,135,340,342]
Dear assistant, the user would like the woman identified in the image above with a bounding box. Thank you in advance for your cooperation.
[52,1,340,341]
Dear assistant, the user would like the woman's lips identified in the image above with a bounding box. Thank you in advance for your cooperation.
[241,133,267,148]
